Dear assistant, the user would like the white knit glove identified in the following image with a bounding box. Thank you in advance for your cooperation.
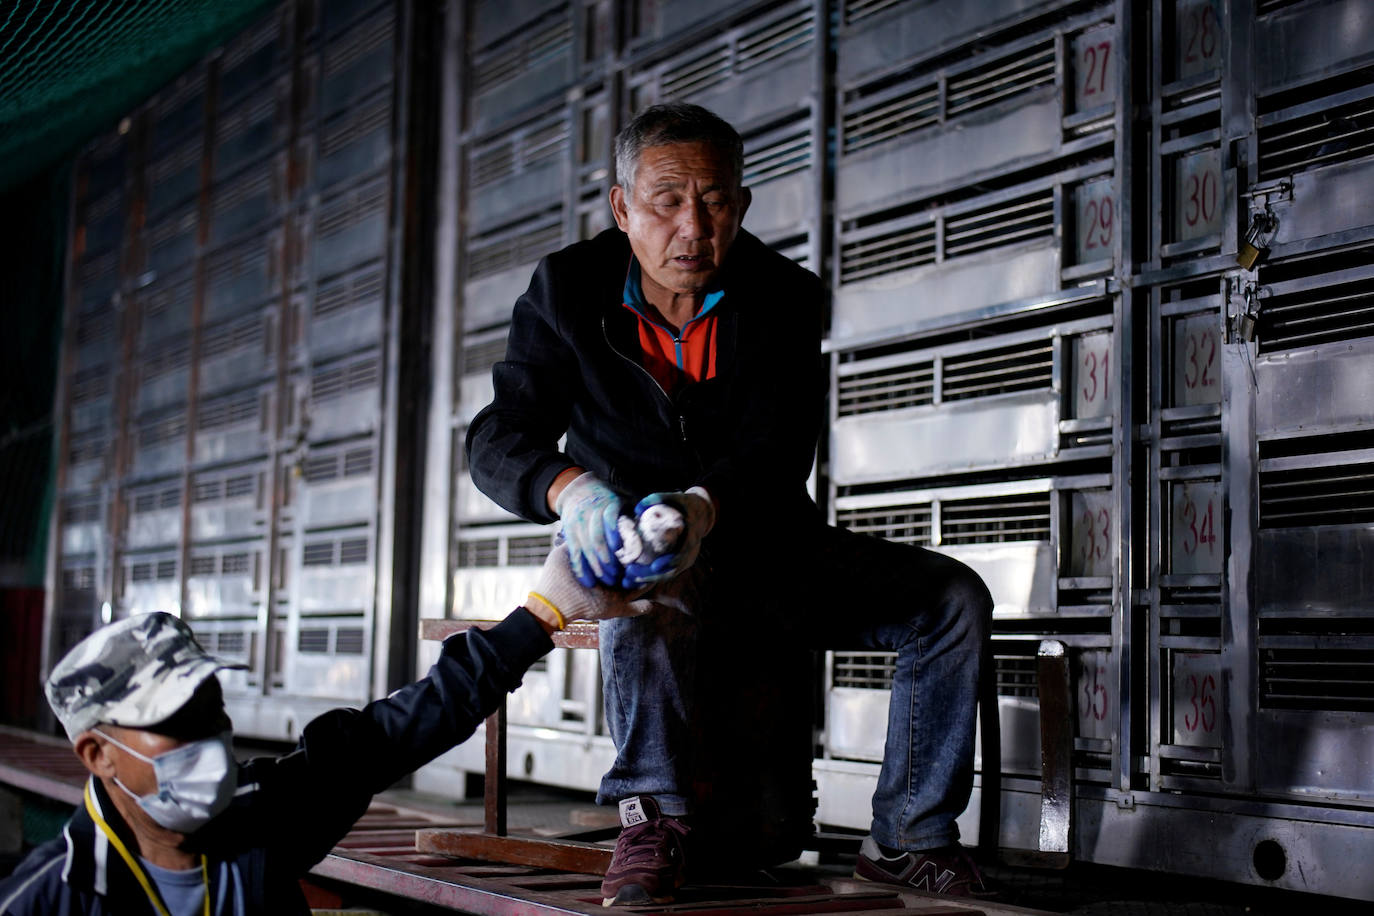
[526,545,651,627]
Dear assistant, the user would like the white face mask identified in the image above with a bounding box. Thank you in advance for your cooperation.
[95,728,237,833]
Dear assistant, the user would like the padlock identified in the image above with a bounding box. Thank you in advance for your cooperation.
[1235,285,1260,342]
[1236,212,1270,270]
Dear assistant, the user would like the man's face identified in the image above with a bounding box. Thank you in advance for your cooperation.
[610,141,751,306]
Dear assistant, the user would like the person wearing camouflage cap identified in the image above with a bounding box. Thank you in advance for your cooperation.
[0,547,648,916]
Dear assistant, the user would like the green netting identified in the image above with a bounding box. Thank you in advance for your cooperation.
[0,0,279,193]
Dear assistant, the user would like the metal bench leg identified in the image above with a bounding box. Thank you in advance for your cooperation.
[1036,639,1072,868]
[484,701,507,837]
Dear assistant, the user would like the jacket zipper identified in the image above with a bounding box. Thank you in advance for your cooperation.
[602,314,689,444]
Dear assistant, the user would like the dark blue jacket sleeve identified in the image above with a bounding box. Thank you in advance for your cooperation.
[235,608,554,872]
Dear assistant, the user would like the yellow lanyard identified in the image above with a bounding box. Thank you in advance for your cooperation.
[84,782,211,916]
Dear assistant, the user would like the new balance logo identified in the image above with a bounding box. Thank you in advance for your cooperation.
[619,796,648,826]
[907,861,957,893]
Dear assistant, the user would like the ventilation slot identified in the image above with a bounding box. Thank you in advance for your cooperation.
[833,652,894,689]
[836,503,933,545]
[661,46,731,99]
[470,144,516,187]
[214,631,247,655]
[303,542,335,566]
[64,566,96,591]
[139,413,188,447]
[1258,275,1374,352]
[190,556,217,576]
[470,121,569,188]
[1261,647,1374,712]
[836,358,935,417]
[317,180,387,239]
[942,493,1051,544]
[213,171,271,213]
[312,356,378,402]
[1260,461,1374,528]
[339,538,369,564]
[843,0,905,25]
[157,560,177,579]
[945,191,1055,259]
[843,81,939,154]
[947,39,1055,117]
[206,248,267,296]
[467,220,563,280]
[473,16,571,92]
[325,14,393,76]
[473,46,521,92]
[744,124,810,186]
[142,337,192,380]
[193,480,223,503]
[298,628,330,653]
[462,335,509,376]
[737,9,813,73]
[304,455,339,482]
[996,655,1039,698]
[335,628,365,655]
[201,315,265,360]
[458,538,501,567]
[69,429,108,463]
[343,448,373,477]
[75,310,115,349]
[1258,95,1374,182]
[64,499,101,523]
[839,221,936,284]
[1161,583,1222,607]
[70,367,111,404]
[316,268,384,318]
[1162,412,1222,440]
[197,391,259,431]
[215,95,275,147]
[79,251,118,289]
[224,475,253,498]
[943,339,1053,401]
[322,95,390,157]
[222,553,250,574]
[508,534,554,565]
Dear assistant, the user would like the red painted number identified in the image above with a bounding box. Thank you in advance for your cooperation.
[1182,329,1216,390]
[1181,497,1218,556]
[1084,195,1114,250]
[1183,673,1216,733]
[1081,506,1110,563]
[1081,348,1110,403]
[1183,5,1218,65]
[1082,40,1112,97]
[1081,663,1108,722]
[1184,170,1217,226]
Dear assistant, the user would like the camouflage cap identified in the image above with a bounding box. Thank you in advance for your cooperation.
[45,612,248,740]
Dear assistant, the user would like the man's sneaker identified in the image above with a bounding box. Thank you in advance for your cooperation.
[853,836,996,898]
[601,796,690,907]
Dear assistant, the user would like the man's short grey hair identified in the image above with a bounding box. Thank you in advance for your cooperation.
[614,102,745,193]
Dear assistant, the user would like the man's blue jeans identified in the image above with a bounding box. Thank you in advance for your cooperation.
[597,523,992,852]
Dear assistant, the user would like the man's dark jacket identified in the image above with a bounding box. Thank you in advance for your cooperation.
[466,226,828,550]
[0,612,552,915]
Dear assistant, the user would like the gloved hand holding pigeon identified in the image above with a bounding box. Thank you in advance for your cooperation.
[617,487,715,589]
